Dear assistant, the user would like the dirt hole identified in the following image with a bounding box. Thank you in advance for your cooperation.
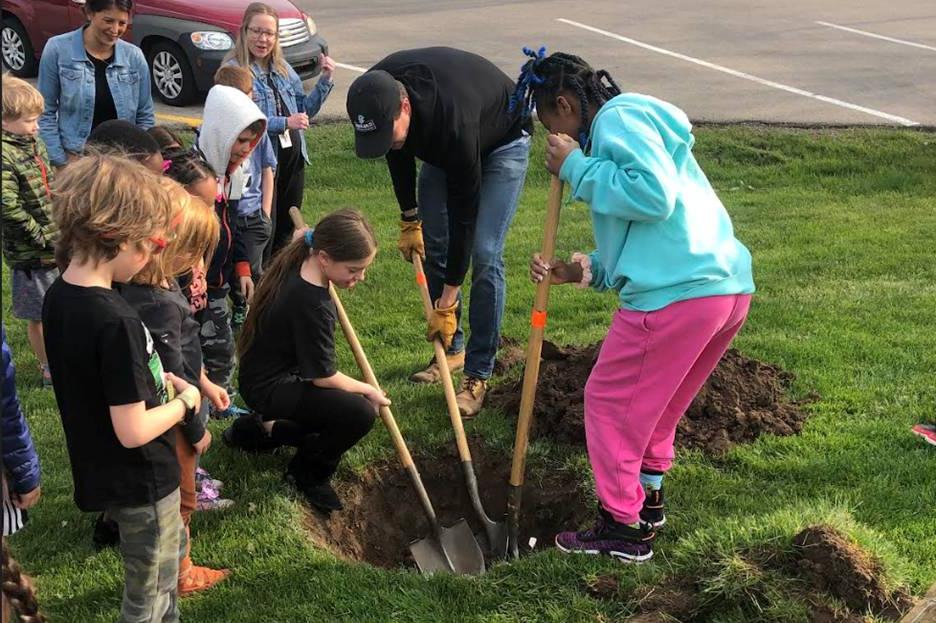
[492,340,811,455]
[303,441,591,570]
[585,525,913,622]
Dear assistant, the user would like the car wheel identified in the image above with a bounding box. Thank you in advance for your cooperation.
[148,40,197,107]
[2,17,37,77]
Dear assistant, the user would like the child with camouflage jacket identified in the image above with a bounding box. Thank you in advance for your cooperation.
[1,75,58,388]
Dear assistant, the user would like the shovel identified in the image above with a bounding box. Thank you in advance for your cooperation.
[411,255,507,558]
[506,176,564,560]
[289,208,485,575]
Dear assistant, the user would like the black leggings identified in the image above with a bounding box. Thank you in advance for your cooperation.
[263,382,375,484]
[266,140,305,261]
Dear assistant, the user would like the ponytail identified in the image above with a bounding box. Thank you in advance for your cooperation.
[2,541,45,623]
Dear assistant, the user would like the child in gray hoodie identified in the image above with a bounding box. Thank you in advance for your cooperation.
[195,85,267,416]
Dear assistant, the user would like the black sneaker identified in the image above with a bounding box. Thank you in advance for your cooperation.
[285,473,343,513]
[222,414,277,453]
[555,507,654,563]
[640,487,666,528]
[92,512,120,550]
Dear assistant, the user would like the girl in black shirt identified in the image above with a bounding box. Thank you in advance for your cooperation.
[236,209,385,512]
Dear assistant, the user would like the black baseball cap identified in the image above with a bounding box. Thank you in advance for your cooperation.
[346,70,401,159]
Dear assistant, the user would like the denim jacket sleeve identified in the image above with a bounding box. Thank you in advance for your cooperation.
[290,65,333,118]
[131,48,155,129]
[38,40,66,166]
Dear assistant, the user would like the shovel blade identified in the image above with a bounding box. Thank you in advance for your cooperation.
[479,518,509,560]
[410,518,486,575]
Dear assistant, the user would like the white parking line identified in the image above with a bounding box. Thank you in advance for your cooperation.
[816,21,936,53]
[557,18,920,127]
[335,61,367,73]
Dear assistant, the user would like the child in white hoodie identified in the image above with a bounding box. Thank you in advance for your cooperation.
[195,85,266,417]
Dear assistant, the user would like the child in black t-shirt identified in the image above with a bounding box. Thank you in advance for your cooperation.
[42,154,202,623]
[118,178,231,597]
[234,209,386,513]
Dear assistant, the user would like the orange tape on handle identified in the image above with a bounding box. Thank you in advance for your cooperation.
[415,271,428,287]
[531,310,548,329]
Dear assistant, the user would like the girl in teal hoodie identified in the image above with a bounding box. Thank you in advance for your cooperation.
[516,48,755,562]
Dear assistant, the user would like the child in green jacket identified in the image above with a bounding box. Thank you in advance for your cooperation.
[1,74,58,388]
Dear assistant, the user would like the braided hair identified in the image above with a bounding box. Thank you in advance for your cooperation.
[2,541,45,623]
[510,47,621,147]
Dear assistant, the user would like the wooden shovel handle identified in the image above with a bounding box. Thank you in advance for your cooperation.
[288,206,305,230]
[331,284,416,470]
[412,256,473,462]
[509,176,564,487]
[331,284,444,530]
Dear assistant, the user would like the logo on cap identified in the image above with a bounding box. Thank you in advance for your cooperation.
[354,114,377,133]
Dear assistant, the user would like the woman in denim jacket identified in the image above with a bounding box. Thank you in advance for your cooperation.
[37,0,154,168]
[225,2,335,257]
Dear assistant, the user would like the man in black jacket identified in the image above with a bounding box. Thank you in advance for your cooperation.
[347,47,531,418]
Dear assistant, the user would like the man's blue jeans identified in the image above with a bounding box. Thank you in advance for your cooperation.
[418,134,530,380]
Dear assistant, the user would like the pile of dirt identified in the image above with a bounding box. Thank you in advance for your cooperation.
[583,525,912,622]
[302,441,591,570]
[790,525,913,618]
[491,340,810,455]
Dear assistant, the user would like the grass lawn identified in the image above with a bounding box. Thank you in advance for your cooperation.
[3,123,935,622]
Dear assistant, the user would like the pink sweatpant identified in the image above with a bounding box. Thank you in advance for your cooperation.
[585,294,752,524]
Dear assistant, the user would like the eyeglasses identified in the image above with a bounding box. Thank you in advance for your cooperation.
[247,26,277,40]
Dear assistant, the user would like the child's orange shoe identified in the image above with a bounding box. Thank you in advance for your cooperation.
[178,565,230,596]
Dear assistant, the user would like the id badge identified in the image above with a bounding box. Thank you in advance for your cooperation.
[279,131,292,149]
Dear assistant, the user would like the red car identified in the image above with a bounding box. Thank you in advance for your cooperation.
[2,0,327,106]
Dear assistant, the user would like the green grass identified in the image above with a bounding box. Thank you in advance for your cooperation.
[3,123,935,622]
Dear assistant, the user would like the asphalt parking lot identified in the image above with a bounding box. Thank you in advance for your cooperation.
[33,0,936,127]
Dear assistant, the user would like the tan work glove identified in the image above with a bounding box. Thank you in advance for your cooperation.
[426,299,458,349]
[398,220,425,262]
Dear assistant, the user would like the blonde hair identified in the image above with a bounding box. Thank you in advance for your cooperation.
[2,73,44,121]
[133,178,220,286]
[214,65,254,94]
[225,3,288,77]
[52,153,172,269]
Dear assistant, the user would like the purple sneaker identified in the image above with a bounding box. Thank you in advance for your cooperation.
[555,508,655,563]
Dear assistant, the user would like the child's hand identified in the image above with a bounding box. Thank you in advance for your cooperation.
[13,486,41,510]
[319,54,335,81]
[240,275,255,302]
[193,430,212,455]
[287,112,310,130]
[166,372,202,414]
[365,386,391,411]
[545,133,577,176]
[530,253,581,285]
[201,379,230,411]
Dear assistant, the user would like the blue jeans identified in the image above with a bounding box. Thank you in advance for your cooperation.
[418,135,530,379]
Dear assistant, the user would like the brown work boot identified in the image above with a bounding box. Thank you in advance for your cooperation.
[456,376,488,419]
[409,351,465,384]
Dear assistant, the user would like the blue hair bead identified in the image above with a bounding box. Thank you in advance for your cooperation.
[304,229,315,248]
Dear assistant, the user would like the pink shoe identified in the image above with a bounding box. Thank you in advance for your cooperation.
[912,423,936,446]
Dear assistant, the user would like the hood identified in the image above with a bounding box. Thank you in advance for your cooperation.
[135,0,304,34]
[197,85,266,201]
[198,85,266,178]
[592,93,694,155]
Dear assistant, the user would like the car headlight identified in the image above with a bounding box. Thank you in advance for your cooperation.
[303,15,317,36]
[190,31,234,51]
